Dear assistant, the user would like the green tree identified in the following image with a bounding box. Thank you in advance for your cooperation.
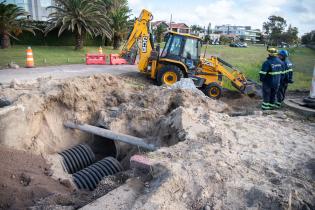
[282,25,299,45]
[206,22,212,35]
[263,15,287,45]
[204,34,210,44]
[220,35,231,45]
[0,2,35,49]
[301,30,315,45]
[45,0,112,50]
[109,0,130,49]
[155,24,167,43]
[190,24,204,35]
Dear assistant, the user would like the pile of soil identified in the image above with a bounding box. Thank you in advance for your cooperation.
[0,74,229,155]
[0,74,314,209]
[131,107,315,209]
[0,146,70,209]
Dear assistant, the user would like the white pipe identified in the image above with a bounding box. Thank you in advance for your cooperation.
[64,122,156,151]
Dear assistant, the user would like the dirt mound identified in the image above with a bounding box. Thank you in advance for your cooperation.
[0,74,228,155]
[131,108,315,210]
[221,89,261,114]
[0,74,314,210]
[0,146,70,210]
[0,75,127,154]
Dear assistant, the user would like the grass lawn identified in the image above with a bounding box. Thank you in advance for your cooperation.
[203,45,315,90]
[0,44,314,90]
[0,45,119,69]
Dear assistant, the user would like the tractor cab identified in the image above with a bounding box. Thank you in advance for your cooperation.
[160,31,202,71]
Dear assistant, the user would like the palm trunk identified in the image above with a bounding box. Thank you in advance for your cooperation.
[1,32,11,49]
[75,32,84,50]
[113,34,121,50]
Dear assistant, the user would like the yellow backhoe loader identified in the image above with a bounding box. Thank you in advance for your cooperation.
[120,9,260,99]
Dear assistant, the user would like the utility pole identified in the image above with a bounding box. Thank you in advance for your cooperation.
[169,14,172,31]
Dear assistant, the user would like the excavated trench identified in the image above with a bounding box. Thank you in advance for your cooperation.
[55,100,191,192]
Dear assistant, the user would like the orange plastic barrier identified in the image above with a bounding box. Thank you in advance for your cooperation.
[86,54,106,65]
[109,54,129,65]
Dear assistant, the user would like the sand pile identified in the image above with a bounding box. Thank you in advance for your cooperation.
[0,74,314,210]
[130,107,315,210]
[0,146,71,209]
[0,74,228,155]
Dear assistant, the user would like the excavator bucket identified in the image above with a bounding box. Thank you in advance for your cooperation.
[243,79,262,98]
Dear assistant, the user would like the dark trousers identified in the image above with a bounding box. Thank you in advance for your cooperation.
[262,83,279,109]
[277,83,288,103]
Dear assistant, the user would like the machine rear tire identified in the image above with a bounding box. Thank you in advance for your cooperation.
[203,83,222,99]
[156,65,183,86]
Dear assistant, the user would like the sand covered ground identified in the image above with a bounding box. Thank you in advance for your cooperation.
[0,73,314,209]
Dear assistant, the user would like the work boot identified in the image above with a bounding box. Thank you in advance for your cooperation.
[275,102,282,108]
[261,102,271,110]
[269,103,280,110]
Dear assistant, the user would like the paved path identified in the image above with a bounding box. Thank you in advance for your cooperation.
[0,64,138,84]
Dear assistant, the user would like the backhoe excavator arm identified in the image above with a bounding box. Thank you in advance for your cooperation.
[122,9,154,72]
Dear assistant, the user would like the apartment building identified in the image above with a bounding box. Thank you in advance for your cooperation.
[6,0,53,21]
[214,25,261,42]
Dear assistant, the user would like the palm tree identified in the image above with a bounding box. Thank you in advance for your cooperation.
[45,0,112,50]
[0,2,35,49]
[109,0,130,49]
[155,24,167,43]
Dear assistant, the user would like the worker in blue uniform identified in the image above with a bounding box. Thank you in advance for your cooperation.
[276,49,293,107]
[259,48,284,110]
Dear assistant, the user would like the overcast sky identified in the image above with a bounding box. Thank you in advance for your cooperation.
[128,0,315,35]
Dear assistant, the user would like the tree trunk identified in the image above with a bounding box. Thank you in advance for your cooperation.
[113,34,121,50]
[1,32,11,49]
[75,32,84,50]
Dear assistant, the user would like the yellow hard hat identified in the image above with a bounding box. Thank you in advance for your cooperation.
[267,48,278,56]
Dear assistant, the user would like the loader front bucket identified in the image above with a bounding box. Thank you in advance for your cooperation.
[243,80,262,98]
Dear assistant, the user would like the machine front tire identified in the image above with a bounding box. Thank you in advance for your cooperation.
[204,83,222,99]
[156,65,183,86]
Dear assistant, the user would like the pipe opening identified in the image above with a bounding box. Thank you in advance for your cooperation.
[89,135,118,161]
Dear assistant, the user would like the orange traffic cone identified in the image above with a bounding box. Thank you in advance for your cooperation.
[26,46,34,68]
[98,46,103,54]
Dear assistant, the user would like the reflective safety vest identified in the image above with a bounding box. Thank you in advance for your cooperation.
[259,56,284,87]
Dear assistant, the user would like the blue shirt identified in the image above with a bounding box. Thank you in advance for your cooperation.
[259,56,284,87]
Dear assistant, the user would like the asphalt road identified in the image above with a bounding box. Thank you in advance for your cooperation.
[0,64,138,84]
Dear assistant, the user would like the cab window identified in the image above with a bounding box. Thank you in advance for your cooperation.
[183,38,199,60]
[168,36,182,56]
[161,35,171,57]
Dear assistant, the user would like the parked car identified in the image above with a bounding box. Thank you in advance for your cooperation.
[279,42,289,48]
[230,42,248,48]
[238,42,248,47]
